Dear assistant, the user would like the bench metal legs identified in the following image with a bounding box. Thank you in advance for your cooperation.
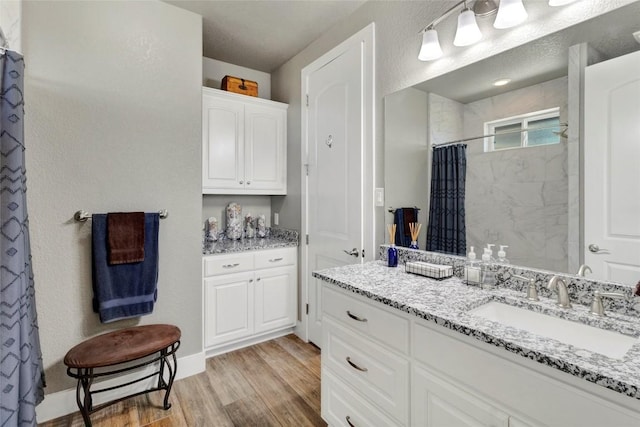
[67,341,180,427]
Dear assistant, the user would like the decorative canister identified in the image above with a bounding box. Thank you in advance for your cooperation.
[206,217,219,242]
[245,213,255,238]
[257,214,267,238]
[226,202,242,240]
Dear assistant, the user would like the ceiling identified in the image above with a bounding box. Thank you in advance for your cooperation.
[165,0,367,73]
[414,1,640,104]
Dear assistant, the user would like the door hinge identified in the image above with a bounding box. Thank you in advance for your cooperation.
[306,94,309,107]
[362,249,365,258]
[306,303,309,315]
[306,234,309,245]
[304,163,309,176]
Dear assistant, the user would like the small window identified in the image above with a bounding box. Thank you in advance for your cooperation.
[484,108,561,152]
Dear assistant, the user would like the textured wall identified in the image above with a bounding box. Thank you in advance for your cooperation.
[271,0,637,250]
[23,1,202,393]
[464,77,569,272]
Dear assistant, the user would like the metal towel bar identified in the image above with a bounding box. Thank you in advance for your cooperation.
[74,209,168,222]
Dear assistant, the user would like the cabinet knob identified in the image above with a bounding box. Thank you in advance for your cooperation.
[257,277,261,282]
[239,180,244,184]
[249,279,253,283]
[247,181,251,185]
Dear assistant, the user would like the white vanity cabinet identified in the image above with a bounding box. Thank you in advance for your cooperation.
[203,247,297,354]
[202,87,287,195]
[321,283,640,427]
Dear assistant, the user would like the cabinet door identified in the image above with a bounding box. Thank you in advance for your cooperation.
[204,272,254,347]
[202,93,245,192]
[254,265,296,334]
[412,364,509,427]
[244,103,286,194]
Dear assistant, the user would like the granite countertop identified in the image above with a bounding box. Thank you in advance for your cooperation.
[203,228,298,255]
[313,261,640,400]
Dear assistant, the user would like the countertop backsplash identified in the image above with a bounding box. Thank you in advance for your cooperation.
[379,244,640,317]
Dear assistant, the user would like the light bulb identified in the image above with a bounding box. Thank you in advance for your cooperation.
[454,8,482,47]
[418,29,443,61]
[494,0,528,29]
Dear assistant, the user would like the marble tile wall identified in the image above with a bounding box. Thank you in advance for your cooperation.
[463,77,569,273]
[0,0,22,52]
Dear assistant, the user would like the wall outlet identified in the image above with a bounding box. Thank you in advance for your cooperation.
[273,212,279,226]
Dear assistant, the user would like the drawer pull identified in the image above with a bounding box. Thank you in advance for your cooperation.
[269,257,284,262]
[346,415,356,427]
[222,263,240,268]
[346,357,368,372]
[346,310,367,322]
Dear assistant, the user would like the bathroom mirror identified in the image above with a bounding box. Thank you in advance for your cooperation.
[384,3,640,281]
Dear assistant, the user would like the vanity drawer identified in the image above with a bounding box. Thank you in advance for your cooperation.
[203,252,254,277]
[254,247,296,269]
[323,316,409,424]
[322,285,410,354]
[322,369,400,427]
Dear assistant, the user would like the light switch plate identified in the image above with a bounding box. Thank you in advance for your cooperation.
[273,212,279,226]
[375,188,385,207]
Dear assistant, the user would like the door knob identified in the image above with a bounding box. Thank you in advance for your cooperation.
[588,244,609,254]
[343,248,359,257]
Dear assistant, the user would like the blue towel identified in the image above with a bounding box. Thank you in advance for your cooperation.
[394,208,418,248]
[92,213,159,323]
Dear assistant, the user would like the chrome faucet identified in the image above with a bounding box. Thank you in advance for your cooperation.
[512,274,539,301]
[547,276,572,308]
[577,264,592,277]
[589,290,626,316]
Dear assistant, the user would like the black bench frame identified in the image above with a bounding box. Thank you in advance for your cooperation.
[66,340,180,426]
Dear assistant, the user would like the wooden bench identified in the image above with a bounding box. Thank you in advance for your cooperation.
[64,324,181,426]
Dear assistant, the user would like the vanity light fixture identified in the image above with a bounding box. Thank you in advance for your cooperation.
[454,4,483,46]
[494,0,528,29]
[418,27,444,61]
[418,0,568,62]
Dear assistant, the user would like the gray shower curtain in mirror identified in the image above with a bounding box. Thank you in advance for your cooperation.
[1,50,45,426]
[426,144,467,256]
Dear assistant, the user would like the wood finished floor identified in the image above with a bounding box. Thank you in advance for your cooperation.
[39,334,326,427]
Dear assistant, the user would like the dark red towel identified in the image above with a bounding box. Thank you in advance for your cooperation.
[107,212,145,265]
[403,208,416,237]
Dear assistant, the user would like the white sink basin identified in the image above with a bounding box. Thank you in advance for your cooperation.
[469,301,638,359]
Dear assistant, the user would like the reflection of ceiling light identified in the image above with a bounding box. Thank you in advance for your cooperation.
[494,0,528,29]
[493,78,512,86]
[634,30,640,45]
[418,28,443,61]
[454,7,482,47]
[549,0,577,6]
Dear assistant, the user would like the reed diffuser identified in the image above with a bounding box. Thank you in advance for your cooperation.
[409,222,422,250]
[387,224,398,267]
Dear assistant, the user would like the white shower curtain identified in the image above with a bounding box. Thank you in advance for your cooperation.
[0,50,45,426]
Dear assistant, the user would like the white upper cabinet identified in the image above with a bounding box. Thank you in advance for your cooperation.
[202,88,287,195]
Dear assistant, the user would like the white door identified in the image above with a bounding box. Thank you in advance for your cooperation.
[302,24,375,346]
[254,265,296,334]
[203,272,254,347]
[202,92,245,191]
[584,50,640,283]
[245,103,287,193]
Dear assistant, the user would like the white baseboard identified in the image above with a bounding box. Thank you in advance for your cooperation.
[36,351,205,423]
[204,327,294,358]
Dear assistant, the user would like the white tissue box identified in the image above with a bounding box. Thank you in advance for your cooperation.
[406,261,453,280]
